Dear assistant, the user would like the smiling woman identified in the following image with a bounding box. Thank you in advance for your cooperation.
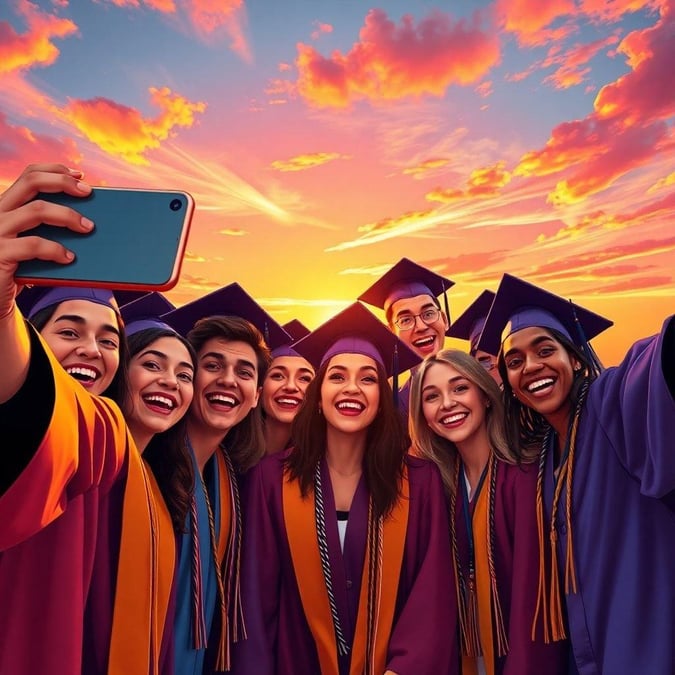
[232,302,459,675]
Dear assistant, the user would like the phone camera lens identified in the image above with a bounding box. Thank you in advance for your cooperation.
[169,198,182,211]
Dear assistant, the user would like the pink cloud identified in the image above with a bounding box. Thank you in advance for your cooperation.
[0,111,81,186]
[515,1,675,203]
[497,0,577,46]
[295,8,500,108]
[0,0,77,75]
[311,21,333,41]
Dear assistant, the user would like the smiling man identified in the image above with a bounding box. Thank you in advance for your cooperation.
[359,257,454,418]
[162,283,289,674]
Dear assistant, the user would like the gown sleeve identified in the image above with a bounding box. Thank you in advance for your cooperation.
[0,327,128,551]
[588,315,675,500]
[386,460,459,675]
[229,460,280,675]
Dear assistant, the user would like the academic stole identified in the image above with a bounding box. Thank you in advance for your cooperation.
[454,458,507,675]
[282,466,410,675]
[187,444,238,671]
[108,426,175,675]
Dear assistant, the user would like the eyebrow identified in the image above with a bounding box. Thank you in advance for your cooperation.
[395,302,435,317]
[422,375,466,393]
[200,351,257,371]
[327,364,378,373]
[269,365,315,375]
[54,314,120,337]
[503,334,555,359]
[138,349,194,371]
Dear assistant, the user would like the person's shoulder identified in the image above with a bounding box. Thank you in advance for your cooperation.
[404,454,443,486]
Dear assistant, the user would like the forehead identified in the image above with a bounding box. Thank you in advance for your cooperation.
[48,299,118,328]
[198,337,257,365]
[268,355,314,373]
[136,335,192,365]
[390,293,436,317]
[423,360,463,385]
[502,326,557,352]
[325,352,378,371]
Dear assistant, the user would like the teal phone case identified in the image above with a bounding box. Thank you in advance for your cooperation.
[16,187,194,291]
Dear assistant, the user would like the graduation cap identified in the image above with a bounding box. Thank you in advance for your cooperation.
[447,290,496,355]
[120,292,176,336]
[282,319,310,342]
[358,257,455,328]
[477,274,613,359]
[17,285,119,320]
[293,302,420,404]
[161,282,291,349]
[269,319,312,360]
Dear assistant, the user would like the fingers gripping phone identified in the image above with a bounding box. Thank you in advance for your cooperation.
[16,187,195,292]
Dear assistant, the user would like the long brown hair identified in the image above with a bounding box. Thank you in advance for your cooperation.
[187,315,271,473]
[127,327,196,533]
[408,349,518,498]
[286,358,407,519]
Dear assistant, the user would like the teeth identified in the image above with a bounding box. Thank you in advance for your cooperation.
[337,401,364,411]
[527,378,554,393]
[66,366,98,381]
[277,398,299,406]
[144,395,175,409]
[413,336,435,347]
[207,393,237,406]
[440,413,467,425]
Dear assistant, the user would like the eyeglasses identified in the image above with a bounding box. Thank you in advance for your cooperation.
[394,308,441,331]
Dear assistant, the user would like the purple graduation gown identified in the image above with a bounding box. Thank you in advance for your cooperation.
[231,451,459,675]
[0,328,175,675]
[545,316,675,675]
[454,460,568,675]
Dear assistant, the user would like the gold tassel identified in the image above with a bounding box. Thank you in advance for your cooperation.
[531,462,550,643]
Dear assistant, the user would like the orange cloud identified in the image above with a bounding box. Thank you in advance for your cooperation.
[296,8,500,108]
[218,228,247,236]
[544,34,620,89]
[497,0,577,46]
[515,1,675,204]
[311,21,333,41]
[403,158,450,177]
[357,209,435,235]
[270,152,350,172]
[61,86,206,164]
[278,62,292,72]
[579,0,662,23]
[0,0,77,75]
[647,171,675,192]
[427,161,512,202]
[476,80,493,97]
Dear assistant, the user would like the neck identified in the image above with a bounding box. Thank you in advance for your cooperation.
[264,417,292,455]
[186,417,225,474]
[545,405,572,463]
[325,427,366,476]
[456,427,491,491]
[128,423,153,455]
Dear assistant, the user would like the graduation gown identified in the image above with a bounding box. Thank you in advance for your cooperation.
[544,316,675,675]
[454,461,568,675]
[232,450,459,675]
[0,326,176,675]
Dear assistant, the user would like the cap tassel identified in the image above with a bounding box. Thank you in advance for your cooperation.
[263,321,270,346]
[392,344,399,407]
[569,301,603,376]
[442,281,450,324]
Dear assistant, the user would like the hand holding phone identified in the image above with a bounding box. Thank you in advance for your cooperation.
[15,185,194,291]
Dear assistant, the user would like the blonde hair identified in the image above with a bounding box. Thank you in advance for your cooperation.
[409,349,518,497]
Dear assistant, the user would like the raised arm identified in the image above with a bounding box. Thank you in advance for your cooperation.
[0,163,93,402]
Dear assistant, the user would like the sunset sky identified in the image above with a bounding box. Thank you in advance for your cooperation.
[1,0,673,364]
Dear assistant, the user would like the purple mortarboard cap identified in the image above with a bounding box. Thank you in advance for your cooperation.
[120,292,176,337]
[270,319,312,360]
[447,290,496,355]
[111,289,147,307]
[293,302,420,379]
[282,319,310,342]
[18,285,118,320]
[161,282,291,349]
[358,257,454,328]
[477,274,614,357]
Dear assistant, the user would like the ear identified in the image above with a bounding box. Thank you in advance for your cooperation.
[441,311,450,331]
[572,356,582,372]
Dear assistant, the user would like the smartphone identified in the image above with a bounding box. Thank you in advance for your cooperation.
[15,187,195,292]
